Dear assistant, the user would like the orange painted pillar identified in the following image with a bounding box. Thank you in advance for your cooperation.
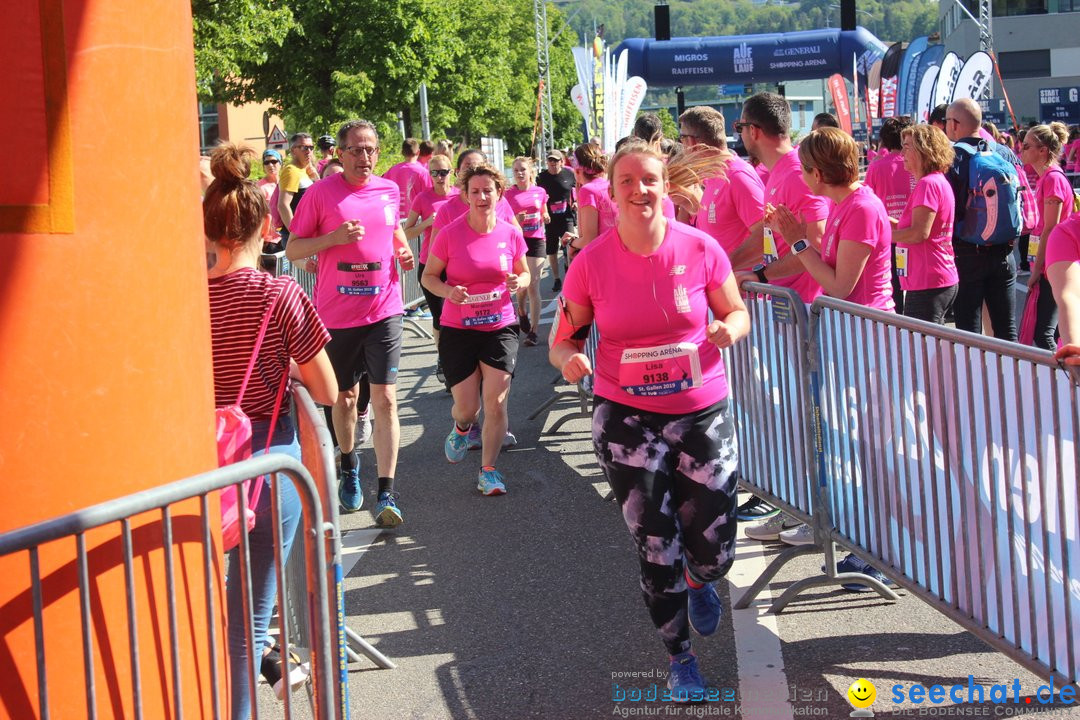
[0,1,223,717]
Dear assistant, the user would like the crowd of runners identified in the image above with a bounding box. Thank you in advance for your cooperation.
[201,93,1080,711]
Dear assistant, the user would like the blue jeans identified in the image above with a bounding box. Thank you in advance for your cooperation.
[226,415,303,720]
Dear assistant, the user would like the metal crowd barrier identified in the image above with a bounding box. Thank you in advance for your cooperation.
[527,321,598,434]
[727,283,898,611]
[0,454,336,719]
[810,296,1080,688]
[290,385,396,680]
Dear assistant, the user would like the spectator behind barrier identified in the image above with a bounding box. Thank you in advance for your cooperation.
[866,116,916,313]
[204,142,337,719]
[676,105,766,270]
[892,124,959,324]
[768,127,895,311]
[1020,122,1075,350]
[945,98,1023,341]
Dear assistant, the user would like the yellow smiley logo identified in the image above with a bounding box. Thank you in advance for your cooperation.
[847,678,877,709]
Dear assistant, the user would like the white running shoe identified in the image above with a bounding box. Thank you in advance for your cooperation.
[779,523,816,546]
[355,408,372,446]
[744,513,801,541]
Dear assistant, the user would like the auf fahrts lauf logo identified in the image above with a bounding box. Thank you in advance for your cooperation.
[734,42,754,73]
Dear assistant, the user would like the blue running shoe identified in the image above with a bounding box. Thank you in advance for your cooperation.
[477,468,507,496]
[374,491,403,528]
[667,652,707,703]
[823,553,894,593]
[687,582,723,636]
[445,425,470,463]
[338,467,362,512]
[466,423,482,451]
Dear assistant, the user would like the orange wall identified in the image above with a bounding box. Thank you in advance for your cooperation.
[219,100,282,152]
[0,0,224,717]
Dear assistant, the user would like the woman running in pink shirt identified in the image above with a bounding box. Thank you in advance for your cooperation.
[422,164,530,495]
[549,139,749,701]
[505,156,550,345]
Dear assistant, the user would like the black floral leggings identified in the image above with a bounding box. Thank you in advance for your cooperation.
[592,396,739,656]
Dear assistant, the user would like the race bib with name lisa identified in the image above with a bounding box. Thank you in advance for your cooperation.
[618,342,703,397]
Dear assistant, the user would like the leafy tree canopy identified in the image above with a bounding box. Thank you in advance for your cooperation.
[191,0,936,153]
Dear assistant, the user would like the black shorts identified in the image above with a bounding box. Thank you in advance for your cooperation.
[325,315,403,390]
[525,237,547,259]
[545,222,570,255]
[417,263,446,332]
[438,325,520,388]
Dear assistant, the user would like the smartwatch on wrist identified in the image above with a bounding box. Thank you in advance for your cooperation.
[791,238,810,255]
[752,263,768,284]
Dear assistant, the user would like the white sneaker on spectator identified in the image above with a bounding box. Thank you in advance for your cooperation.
[779,523,816,546]
[744,513,801,541]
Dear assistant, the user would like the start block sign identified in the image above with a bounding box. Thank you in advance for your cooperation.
[1038,87,1080,124]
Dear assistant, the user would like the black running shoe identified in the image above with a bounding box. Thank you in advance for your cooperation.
[736,496,780,521]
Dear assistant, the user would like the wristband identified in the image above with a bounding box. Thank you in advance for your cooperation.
[752,263,768,284]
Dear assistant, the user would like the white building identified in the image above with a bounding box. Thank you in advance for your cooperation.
[938,0,1080,125]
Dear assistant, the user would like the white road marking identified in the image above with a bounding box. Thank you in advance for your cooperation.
[727,527,795,720]
[340,528,383,577]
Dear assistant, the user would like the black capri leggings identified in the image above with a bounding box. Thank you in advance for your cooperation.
[592,396,739,656]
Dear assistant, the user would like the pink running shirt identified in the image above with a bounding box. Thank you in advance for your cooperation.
[428,216,527,331]
[1045,212,1080,267]
[578,177,618,235]
[1032,169,1075,240]
[562,221,733,414]
[864,150,914,220]
[412,187,461,264]
[820,185,895,311]
[504,185,550,239]
[662,196,677,219]
[288,174,404,329]
[694,155,766,260]
[895,172,958,292]
[383,160,432,217]
[763,151,831,303]
[431,193,517,247]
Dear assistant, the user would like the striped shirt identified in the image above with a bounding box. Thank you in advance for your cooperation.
[209,268,330,421]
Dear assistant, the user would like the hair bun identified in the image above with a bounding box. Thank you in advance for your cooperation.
[209,142,256,186]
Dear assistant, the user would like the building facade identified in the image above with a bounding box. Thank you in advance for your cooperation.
[939,0,1080,124]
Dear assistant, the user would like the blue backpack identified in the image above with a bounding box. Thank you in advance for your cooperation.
[955,141,1023,246]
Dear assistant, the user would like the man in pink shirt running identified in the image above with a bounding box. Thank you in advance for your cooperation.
[384,138,433,219]
[286,120,416,527]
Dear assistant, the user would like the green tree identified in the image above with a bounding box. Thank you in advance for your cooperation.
[191,0,296,100]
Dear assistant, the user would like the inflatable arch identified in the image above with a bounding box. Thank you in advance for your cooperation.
[616,27,888,87]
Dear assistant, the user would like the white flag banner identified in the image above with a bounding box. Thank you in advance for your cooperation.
[571,83,592,138]
[917,66,940,123]
[620,76,649,139]
[951,51,995,103]
[932,52,964,109]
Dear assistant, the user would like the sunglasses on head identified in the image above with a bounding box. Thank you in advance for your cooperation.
[431,169,451,178]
